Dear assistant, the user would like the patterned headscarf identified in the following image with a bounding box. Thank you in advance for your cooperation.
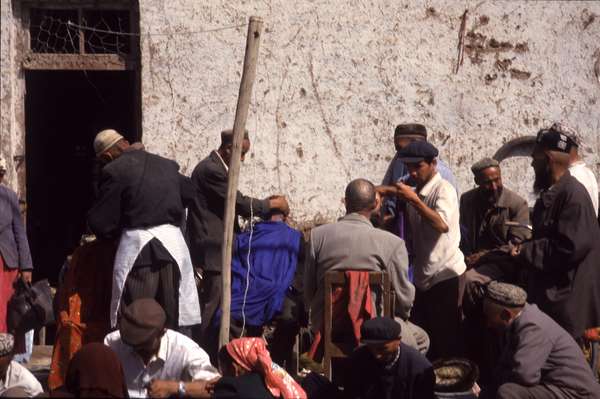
[226,338,306,399]
[0,333,14,357]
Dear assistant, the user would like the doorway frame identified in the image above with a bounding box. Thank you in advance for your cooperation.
[12,0,142,215]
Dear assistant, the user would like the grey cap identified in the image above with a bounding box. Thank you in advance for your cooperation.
[486,281,527,307]
[471,157,499,175]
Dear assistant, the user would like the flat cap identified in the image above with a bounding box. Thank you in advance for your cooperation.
[486,281,527,307]
[471,157,500,175]
[360,317,401,344]
[397,140,439,163]
[0,333,15,357]
[394,123,427,138]
[119,298,166,347]
[94,129,124,156]
[535,124,577,153]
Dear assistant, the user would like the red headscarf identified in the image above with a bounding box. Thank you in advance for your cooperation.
[226,338,306,399]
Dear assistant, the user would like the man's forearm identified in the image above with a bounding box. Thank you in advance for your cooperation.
[409,198,448,233]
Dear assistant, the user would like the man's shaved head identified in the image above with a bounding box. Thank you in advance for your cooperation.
[345,178,377,214]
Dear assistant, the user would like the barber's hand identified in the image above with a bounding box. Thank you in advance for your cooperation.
[465,251,487,268]
[20,271,32,284]
[148,380,177,398]
[375,185,397,197]
[395,182,419,204]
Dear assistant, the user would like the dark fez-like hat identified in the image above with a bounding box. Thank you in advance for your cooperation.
[535,124,577,153]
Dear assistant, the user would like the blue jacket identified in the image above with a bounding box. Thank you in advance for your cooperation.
[0,185,32,270]
[230,221,301,327]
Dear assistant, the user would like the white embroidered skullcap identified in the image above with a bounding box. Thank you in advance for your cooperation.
[93,129,124,156]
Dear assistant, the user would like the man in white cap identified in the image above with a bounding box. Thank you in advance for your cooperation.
[0,333,43,397]
[88,129,201,334]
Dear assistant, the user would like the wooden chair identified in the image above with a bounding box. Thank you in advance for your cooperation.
[323,270,393,380]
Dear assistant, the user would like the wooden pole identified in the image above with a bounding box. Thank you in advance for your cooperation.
[219,16,264,349]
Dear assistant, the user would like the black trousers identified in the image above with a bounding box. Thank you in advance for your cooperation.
[196,270,222,364]
[411,275,462,361]
[122,260,180,330]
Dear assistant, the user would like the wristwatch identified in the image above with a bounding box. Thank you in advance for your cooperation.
[178,381,186,397]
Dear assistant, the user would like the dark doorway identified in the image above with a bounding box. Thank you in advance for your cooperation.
[25,70,140,284]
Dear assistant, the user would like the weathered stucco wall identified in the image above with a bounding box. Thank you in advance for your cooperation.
[0,0,25,195]
[138,0,600,223]
[2,1,599,223]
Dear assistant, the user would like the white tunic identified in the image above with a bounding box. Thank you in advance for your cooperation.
[110,224,202,327]
[569,161,599,217]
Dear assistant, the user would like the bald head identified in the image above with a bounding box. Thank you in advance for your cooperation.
[345,179,377,214]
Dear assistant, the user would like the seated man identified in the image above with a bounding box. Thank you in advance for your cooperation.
[104,299,220,398]
[344,317,435,399]
[304,179,426,353]
[482,282,600,399]
[460,158,530,268]
[229,207,304,369]
[0,333,43,397]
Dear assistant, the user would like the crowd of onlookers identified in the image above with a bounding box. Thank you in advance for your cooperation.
[1,120,600,398]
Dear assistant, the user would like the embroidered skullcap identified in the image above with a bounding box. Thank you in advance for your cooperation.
[486,281,527,307]
[394,123,427,139]
[93,129,124,156]
[549,122,581,147]
[0,333,15,356]
[471,157,500,175]
[535,124,577,153]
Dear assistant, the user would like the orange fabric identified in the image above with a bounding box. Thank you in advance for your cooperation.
[226,338,307,399]
[584,327,600,342]
[48,239,117,391]
[308,270,374,359]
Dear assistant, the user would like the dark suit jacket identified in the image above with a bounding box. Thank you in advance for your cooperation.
[186,151,268,272]
[519,172,600,339]
[344,343,435,399]
[87,149,194,239]
[0,185,33,270]
[494,304,600,398]
[460,187,531,255]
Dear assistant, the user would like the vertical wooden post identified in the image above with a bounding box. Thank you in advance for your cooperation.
[219,16,264,349]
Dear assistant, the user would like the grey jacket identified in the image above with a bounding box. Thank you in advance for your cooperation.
[495,303,600,398]
[304,213,414,330]
[0,185,32,270]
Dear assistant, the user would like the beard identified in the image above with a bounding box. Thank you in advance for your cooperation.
[533,164,553,194]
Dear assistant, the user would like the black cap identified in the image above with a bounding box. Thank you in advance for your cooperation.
[360,317,401,344]
[397,140,439,163]
[394,123,427,139]
[535,126,576,153]
[119,298,166,347]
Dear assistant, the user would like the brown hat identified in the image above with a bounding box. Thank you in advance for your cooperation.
[119,298,166,347]
[394,123,427,139]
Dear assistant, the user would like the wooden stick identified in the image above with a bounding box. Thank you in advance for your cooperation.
[219,16,264,349]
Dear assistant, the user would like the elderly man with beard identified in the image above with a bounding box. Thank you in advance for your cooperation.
[460,158,530,268]
[508,126,600,340]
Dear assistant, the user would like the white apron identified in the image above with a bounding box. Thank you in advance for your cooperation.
[110,224,202,328]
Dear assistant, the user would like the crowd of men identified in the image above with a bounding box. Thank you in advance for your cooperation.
[0,121,599,398]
